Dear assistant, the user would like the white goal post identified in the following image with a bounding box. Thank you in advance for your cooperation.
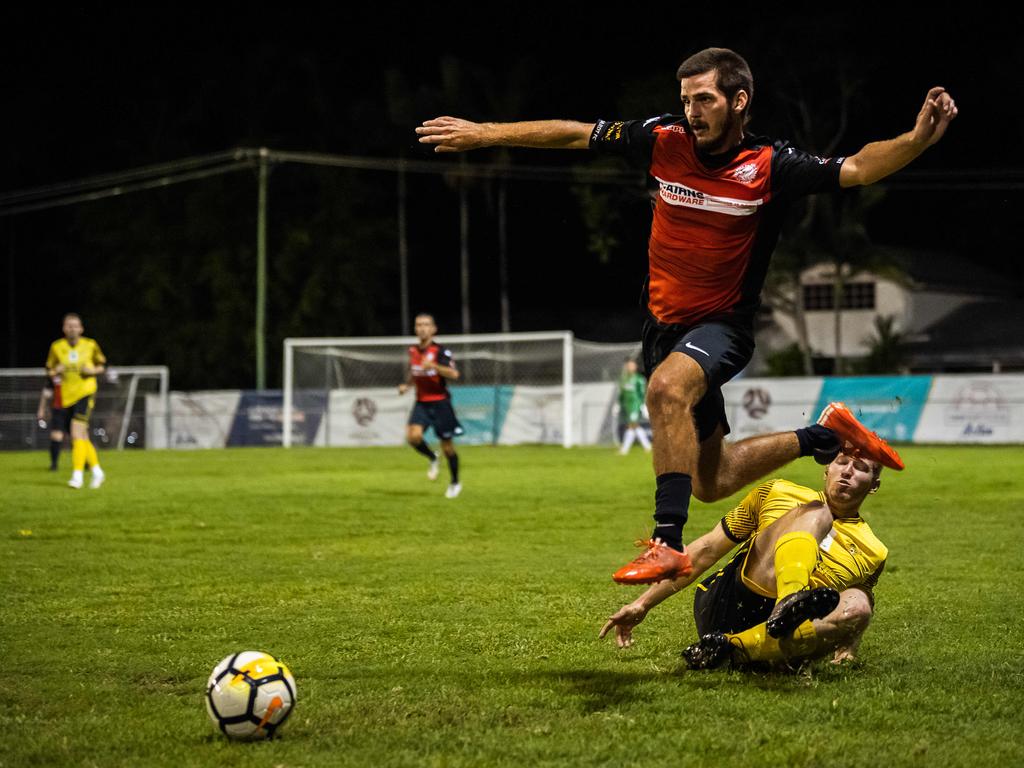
[0,366,170,450]
[283,332,642,449]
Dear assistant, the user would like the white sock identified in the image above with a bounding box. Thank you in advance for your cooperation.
[621,428,636,453]
[72,470,83,482]
[636,427,651,450]
[92,465,104,475]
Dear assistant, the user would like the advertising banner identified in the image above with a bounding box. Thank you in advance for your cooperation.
[723,378,825,439]
[812,376,933,442]
[915,375,1024,443]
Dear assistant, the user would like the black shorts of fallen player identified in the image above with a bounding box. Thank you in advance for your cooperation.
[692,538,775,637]
[641,316,754,442]
[409,399,465,440]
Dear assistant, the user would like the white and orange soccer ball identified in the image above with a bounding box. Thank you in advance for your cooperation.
[205,651,296,740]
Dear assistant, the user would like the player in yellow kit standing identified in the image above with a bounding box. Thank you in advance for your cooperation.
[45,313,107,489]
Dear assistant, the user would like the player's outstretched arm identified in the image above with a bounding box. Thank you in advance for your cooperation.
[840,87,957,187]
[416,117,594,153]
[599,526,735,648]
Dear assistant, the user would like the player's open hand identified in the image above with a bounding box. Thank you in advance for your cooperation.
[913,87,957,147]
[398,383,409,395]
[599,602,649,648]
[416,117,493,153]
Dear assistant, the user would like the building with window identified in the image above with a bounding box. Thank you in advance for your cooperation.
[761,250,1020,373]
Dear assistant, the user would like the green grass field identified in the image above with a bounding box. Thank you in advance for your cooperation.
[2,445,1023,767]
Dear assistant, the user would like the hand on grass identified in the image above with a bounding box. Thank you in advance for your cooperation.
[599,602,649,648]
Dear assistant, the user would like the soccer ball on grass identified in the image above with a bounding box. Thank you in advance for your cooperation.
[205,651,296,740]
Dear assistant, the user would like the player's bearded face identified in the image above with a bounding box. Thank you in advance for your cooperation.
[681,71,744,154]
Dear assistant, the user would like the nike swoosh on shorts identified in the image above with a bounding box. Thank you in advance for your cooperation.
[685,342,710,357]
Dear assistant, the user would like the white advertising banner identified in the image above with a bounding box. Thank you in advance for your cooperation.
[914,375,1024,443]
[317,388,410,446]
[313,383,619,446]
[147,390,241,449]
[722,377,825,440]
[498,383,617,445]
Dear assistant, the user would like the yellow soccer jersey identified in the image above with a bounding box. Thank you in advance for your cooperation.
[721,479,888,602]
[45,337,106,407]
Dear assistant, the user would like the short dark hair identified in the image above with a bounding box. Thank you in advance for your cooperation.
[63,312,82,324]
[676,48,754,123]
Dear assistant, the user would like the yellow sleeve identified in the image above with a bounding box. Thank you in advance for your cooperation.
[92,341,106,366]
[860,561,886,607]
[721,480,775,542]
[45,343,58,370]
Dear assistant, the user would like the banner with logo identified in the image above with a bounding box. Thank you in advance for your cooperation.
[722,378,825,439]
[315,388,409,446]
[150,375,1024,448]
[914,374,1024,443]
[811,376,933,442]
[228,390,325,447]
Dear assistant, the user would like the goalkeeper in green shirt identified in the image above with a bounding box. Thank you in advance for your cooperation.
[619,359,651,454]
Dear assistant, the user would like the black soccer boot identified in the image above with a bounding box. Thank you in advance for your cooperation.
[682,632,735,670]
[766,587,840,639]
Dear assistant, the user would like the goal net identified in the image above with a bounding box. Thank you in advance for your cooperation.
[283,333,641,448]
[0,366,170,451]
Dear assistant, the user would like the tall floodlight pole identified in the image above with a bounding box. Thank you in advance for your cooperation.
[459,157,471,334]
[397,158,410,333]
[498,179,510,333]
[256,148,269,390]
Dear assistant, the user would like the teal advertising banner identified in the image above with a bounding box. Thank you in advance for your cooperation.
[451,385,515,445]
[813,376,933,442]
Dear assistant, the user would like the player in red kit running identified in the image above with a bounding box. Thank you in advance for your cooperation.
[398,313,464,498]
[418,48,953,580]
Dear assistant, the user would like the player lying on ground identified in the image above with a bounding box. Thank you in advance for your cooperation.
[418,47,953,583]
[600,450,892,670]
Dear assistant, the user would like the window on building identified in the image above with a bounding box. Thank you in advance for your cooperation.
[802,282,876,311]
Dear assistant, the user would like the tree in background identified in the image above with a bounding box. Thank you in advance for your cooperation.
[858,314,907,374]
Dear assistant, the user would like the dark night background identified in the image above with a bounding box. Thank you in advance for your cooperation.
[2,5,1020,388]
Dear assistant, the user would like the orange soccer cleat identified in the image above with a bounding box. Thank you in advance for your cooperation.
[612,539,693,584]
[816,401,905,471]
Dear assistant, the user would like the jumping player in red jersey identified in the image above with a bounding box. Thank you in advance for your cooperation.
[417,48,954,580]
[398,313,464,498]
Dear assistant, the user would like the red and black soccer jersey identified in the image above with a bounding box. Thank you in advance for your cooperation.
[590,115,844,327]
[408,343,456,402]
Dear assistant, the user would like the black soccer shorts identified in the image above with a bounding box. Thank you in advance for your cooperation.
[641,316,754,442]
[692,539,775,637]
[409,399,464,440]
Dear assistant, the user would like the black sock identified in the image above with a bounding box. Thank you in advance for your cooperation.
[49,440,61,469]
[653,473,691,551]
[795,424,841,465]
[446,453,459,484]
[412,440,436,460]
